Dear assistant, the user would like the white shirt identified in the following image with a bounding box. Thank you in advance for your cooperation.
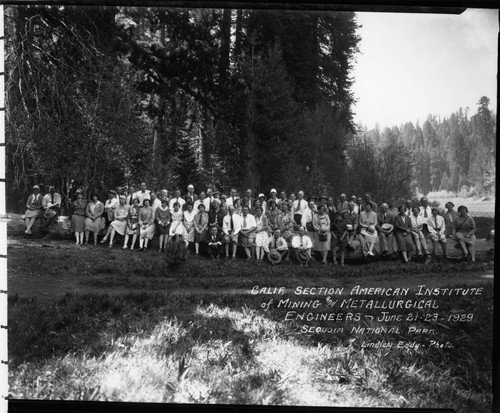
[105,197,119,210]
[410,214,426,231]
[223,213,242,235]
[291,234,313,249]
[169,197,186,210]
[194,198,211,211]
[293,199,307,215]
[427,215,445,235]
[42,192,62,209]
[301,208,315,228]
[419,206,433,218]
[134,190,151,206]
[240,213,257,230]
[226,195,238,207]
[151,198,162,214]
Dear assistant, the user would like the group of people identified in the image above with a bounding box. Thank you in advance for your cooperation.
[23,183,478,265]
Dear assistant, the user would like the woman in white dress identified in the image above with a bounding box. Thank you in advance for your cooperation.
[138,198,155,251]
[254,206,270,263]
[359,202,378,257]
[183,202,196,247]
[169,202,185,239]
[85,193,105,245]
[123,198,140,250]
[102,196,129,248]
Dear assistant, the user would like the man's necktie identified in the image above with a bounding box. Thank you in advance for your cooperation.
[230,216,234,231]
[424,208,428,218]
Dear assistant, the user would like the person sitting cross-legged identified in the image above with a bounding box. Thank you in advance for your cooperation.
[427,207,448,259]
[267,229,289,265]
[205,225,225,260]
[291,226,313,267]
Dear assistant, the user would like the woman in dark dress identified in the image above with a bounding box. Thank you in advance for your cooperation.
[71,192,87,245]
[453,205,476,261]
[155,197,171,252]
[394,205,413,265]
[194,203,209,255]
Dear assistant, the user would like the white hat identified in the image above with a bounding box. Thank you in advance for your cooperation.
[270,188,277,194]
[258,193,266,199]
[188,184,194,189]
[33,185,40,190]
[381,223,394,231]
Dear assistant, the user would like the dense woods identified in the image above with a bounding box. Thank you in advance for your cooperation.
[355,97,496,200]
[4,6,496,213]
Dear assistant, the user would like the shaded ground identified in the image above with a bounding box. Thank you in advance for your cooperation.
[7,234,494,301]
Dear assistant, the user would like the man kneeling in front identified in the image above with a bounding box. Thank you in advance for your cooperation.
[291,226,313,266]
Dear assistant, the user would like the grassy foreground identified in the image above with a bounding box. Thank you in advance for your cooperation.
[7,236,494,411]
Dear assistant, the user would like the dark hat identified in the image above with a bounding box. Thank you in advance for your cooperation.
[108,189,117,195]
[268,250,282,264]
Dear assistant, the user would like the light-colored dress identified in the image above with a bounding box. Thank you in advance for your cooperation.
[313,213,331,252]
[359,210,378,243]
[454,215,476,246]
[110,205,130,235]
[85,201,105,233]
[169,209,185,236]
[139,206,155,240]
[183,210,196,242]
[255,215,270,252]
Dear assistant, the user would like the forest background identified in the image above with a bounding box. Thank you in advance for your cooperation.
[4,6,496,213]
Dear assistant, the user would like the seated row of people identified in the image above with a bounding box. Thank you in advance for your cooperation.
[23,184,477,264]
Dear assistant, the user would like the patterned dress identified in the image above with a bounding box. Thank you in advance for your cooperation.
[266,207,283,233]
[183,210,196,242]
[126,205,140,235]
[279,211,295,246]
[71,200,87,232]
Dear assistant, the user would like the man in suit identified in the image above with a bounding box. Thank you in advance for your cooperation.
[205,225,225,259]
[336,193,348,214]
[222,205,242,259]
[376,203,395,256]
[40,185,62,231]
[342,201,358,250]
[244,188,255,210]
[184,184,198,205]
[361,192,378,213]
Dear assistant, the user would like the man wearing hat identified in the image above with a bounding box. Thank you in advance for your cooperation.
[376,203,395,257]
[40,185,62,231]
[267,229,289,264]
[24,185,43,234]
[291,226,313,266]
[104,189,119,224]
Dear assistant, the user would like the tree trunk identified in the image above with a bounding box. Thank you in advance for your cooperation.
[218,8,232,96]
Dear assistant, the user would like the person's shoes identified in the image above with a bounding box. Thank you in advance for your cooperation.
[138,247,143,251]
[100,238,107,244]
[123,246,128,250]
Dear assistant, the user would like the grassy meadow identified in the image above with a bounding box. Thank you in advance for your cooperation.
[7,227,495,411]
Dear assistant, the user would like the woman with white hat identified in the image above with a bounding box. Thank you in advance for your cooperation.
[257,193,267,214]
[24,185,43,235]
[313,205,331,264]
